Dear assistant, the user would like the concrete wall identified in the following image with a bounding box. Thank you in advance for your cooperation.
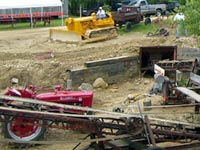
[69,56,139,87]
[68,47,200,87]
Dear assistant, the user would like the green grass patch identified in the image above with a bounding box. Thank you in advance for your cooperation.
[117,22,159,35]
[0,17,172,38]
[0,18,64,31]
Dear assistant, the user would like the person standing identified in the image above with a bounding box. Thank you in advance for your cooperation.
[96,7,106,19]
[173,12,188,38]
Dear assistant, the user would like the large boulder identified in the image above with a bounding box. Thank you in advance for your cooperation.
[93,78,108,89]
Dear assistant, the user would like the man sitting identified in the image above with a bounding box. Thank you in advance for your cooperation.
[96,7,106,19]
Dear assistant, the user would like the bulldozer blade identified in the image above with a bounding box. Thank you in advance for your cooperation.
[49,27,81,43]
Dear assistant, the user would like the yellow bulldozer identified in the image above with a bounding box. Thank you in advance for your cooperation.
[49,12,118,43]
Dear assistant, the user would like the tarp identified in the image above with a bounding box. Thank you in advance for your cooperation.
[0,0,62,9]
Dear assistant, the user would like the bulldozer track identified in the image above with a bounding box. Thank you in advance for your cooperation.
[85,27,118,38]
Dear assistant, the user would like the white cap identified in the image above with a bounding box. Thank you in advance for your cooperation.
[99,7,102,9]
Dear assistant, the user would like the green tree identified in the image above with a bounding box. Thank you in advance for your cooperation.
[148,0,186,4]
[184,0,200,35]
[68,0,107,15]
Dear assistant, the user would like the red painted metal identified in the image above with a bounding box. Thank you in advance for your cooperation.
[3,84,93,140]
[10,117,40,138]
[5,85,93,108]
[36,90,93,107]
[0,11,63,19]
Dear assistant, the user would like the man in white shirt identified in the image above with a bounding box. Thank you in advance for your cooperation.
[173,13,188,38]
[96,7,106,19]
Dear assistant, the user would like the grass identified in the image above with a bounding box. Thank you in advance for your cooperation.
[117,21,164,35]
[0,18,64,31]
[0,16,171,36]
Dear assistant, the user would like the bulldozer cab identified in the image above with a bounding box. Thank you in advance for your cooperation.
[94,12,115,28]
[96,13,110,19]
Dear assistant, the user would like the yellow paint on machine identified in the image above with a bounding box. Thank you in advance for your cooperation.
[49,12,118,43]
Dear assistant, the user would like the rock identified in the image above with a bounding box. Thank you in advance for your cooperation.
[127,94,135,100]
[93,78,108,89]
[111,84,118,89]
[144,80,150,85]
[110,89,118,93]
[78,83,93,91]
[127,93,141,100]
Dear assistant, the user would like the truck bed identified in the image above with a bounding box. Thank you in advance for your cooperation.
[112,6,142,24]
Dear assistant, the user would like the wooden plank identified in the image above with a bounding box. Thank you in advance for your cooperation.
[149,117,200,127]
[176,87,200,102]
[0,94,138,118]
[190,72,200,86]
[0,106,122,119]
[144,116,156,146]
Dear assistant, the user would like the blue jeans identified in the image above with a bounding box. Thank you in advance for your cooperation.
[176,23,188,38]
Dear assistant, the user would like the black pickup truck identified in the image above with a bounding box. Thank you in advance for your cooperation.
[157,1,181,12]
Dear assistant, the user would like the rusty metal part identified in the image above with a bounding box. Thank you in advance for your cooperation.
[139,46,177,72]
[160,57,200,105]
[144,116,156,146]
[154,141,200,150]
[0,95,144,149]
[146,28,169,37]
[151,123,200,143]
[157,59,194,72]
[1,94,200,149]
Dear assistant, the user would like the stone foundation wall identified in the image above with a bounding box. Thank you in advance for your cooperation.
[70,56,139,87]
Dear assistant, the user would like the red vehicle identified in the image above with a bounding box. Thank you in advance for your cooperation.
[2,80,93,142]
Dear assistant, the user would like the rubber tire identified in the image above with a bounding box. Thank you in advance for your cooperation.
[165,10,170,17]
[125,21,132,32]
[156,9,162,17]
[144,17,151,25]
[2,117,46,143]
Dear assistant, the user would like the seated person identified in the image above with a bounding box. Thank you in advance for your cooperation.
[96,7,106,19]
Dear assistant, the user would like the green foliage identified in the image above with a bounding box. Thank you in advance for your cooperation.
[68,0,105,15]
[177,78,188,87]
[148,0,186,4]
[184,0,200,35]
[172,0,200,36]
[102,5,111,11]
